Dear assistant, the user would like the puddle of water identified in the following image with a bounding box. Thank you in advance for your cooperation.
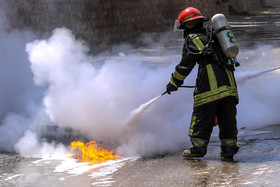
[0,155,138,187]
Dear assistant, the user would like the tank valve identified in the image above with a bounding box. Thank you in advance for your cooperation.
[228,57,240,67]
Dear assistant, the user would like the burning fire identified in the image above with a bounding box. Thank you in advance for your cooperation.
[70,140,120,165]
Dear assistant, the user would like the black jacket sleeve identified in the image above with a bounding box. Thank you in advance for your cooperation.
[174,42,197,80]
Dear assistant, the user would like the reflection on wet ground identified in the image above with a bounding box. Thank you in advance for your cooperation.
[112,126,280,187]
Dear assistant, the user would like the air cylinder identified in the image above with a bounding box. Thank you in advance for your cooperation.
[211,14,239,58]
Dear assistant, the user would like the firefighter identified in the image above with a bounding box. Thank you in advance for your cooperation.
[166,7,239,159]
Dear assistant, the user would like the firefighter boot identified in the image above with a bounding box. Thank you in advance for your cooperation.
[182,146,207,158]
[220,146,239,159]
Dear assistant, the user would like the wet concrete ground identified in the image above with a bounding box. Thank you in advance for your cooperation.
[113,126,280,187]
[0,6,280,187]
[1,126,280,187]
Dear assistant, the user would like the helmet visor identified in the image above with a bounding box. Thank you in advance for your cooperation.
[183,19,200,29]
[184,16,209,22]
[173,20,181,32]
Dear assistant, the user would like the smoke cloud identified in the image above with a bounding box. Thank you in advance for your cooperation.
[0,11,46,153]
[0,12,279,157]
[24,28,194,156]
[236,46,280,128]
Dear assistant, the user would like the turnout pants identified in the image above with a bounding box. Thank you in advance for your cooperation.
[189,97,238,149]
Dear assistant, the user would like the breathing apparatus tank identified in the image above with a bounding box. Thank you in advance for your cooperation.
[211,14,240,67]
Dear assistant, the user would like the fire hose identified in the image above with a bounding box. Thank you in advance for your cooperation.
[161,85,196,96]
[270,66,280,71]
[127,66,279,130]
[157,65,280,126]
[160,66,280,96]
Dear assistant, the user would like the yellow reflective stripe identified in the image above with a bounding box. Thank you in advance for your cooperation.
[191,137,209,147]
[169,76,178,88]
[192,37,205,51]
[206,64,217,90]
[221,139,237,146]
[189,33,205,52]
[225,69,236,88]
[173,70,186,81]
[194,86,236,100]
[194,86,238,101]
[194,91,238,107]
[194,86,238,108]
[188,115,196,136]
[194,90,238,108]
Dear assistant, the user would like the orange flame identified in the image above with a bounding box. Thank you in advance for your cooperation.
[70,140,120,165]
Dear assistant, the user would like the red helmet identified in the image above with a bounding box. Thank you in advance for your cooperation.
[178,7,209,24]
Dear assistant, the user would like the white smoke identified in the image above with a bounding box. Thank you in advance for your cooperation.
[14,130,68,158]
[0,11,48,153]
[0,18,280,157]
[24,28,194,156]
[236,46,280,128]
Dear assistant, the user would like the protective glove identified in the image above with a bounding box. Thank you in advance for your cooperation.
[166,82,178,94]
